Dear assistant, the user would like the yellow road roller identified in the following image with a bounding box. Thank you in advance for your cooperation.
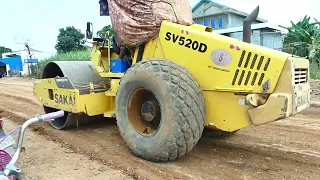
[33,6,310,162]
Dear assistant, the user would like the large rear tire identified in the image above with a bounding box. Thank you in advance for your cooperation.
[115,59,205,162]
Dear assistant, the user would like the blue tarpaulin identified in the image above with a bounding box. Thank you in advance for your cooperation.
[0,56,23,71]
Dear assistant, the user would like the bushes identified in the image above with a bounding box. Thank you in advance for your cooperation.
[310,61,320,79]
[282,16,320,79]
[29,50,91,79]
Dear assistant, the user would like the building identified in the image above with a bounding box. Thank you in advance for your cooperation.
[214,23,288,51]
[192,0,287,51]
[0,56,22,77]
[0,48,44,76]
[192,0,267,29]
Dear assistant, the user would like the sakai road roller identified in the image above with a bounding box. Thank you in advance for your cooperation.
[33,7,311,162]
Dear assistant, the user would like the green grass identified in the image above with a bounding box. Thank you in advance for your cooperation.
[29,50,91,79]
[43,50,91,61]
[310,61,320,80]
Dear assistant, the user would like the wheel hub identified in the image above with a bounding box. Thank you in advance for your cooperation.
[141,100,159,122]
[127,88,162,136]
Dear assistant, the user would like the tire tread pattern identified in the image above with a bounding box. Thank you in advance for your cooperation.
[116,59,205,162]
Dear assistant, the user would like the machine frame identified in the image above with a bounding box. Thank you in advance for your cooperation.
[33,6,311,162]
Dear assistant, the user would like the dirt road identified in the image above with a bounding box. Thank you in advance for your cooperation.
[0,117,132,180]
[0,77,320,180]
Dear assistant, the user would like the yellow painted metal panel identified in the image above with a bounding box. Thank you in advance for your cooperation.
[90,43,106,74]
[78,93,114,116]
[156,21,289,93]
[203,91,253,131]
[33,78,114,116]
[205,58,310,131]
[33,79,79,113]
[105,79,120,97]
[142,38,158,60]
[90,42,121,78]
[290,57,311,114]
[33,21,311,133]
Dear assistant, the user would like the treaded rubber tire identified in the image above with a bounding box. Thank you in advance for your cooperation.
[115,59,205,162]
[203,128,238,138]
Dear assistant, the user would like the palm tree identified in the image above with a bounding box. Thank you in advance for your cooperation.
[283,16,320,64]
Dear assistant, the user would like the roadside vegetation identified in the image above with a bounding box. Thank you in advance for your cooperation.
[29,24,115,78]
[310,61,320,79]
[29,50,90,78]
[283,16,320,79]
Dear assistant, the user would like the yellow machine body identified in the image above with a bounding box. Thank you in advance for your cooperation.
[33,78,117,117]
[33,20,310,132]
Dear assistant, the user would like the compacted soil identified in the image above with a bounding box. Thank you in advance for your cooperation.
[0,77,319,180]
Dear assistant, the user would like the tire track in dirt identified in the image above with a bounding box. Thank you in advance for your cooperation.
[0,94,190,180]
[0,93,41,107]
[0,83,32,88]
[1,78,320,180]
[0,117,133,180]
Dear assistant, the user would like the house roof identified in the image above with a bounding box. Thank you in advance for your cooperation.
[192,0,268,23]
[213,23,289,34]
[192,0,211,12]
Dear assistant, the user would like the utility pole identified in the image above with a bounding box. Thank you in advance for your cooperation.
[24,42,33,76]
[15,38,35,76]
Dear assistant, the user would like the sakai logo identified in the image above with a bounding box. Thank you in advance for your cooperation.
[296,94,308,107]
[54,94,76,105]
[165,32,207,53]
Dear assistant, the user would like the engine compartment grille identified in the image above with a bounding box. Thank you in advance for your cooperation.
[232,50,271,87]
[294,68,308,84]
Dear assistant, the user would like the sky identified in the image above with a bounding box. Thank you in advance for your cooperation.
[0,0,319,59]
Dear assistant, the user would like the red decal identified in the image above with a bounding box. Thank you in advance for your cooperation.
[186,31,189,35]
[230,44,241,50]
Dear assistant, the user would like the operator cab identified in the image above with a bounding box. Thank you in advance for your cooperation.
[85,21,133,73]
[83,0,134,72]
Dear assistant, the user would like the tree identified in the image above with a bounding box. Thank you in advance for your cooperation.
[96,25,115,38]
[283,16,320,63]
[55,26,86,54]
[0,46,12,58]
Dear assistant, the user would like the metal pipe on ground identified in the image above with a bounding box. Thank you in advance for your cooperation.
[44,106,105,130]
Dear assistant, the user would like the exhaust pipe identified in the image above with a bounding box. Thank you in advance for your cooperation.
[243,6,260,43]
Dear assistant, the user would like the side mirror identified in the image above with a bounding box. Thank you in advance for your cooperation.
[86,22,93,39]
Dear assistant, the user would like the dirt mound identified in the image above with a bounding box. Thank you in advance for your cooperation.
[310,79,320,101]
